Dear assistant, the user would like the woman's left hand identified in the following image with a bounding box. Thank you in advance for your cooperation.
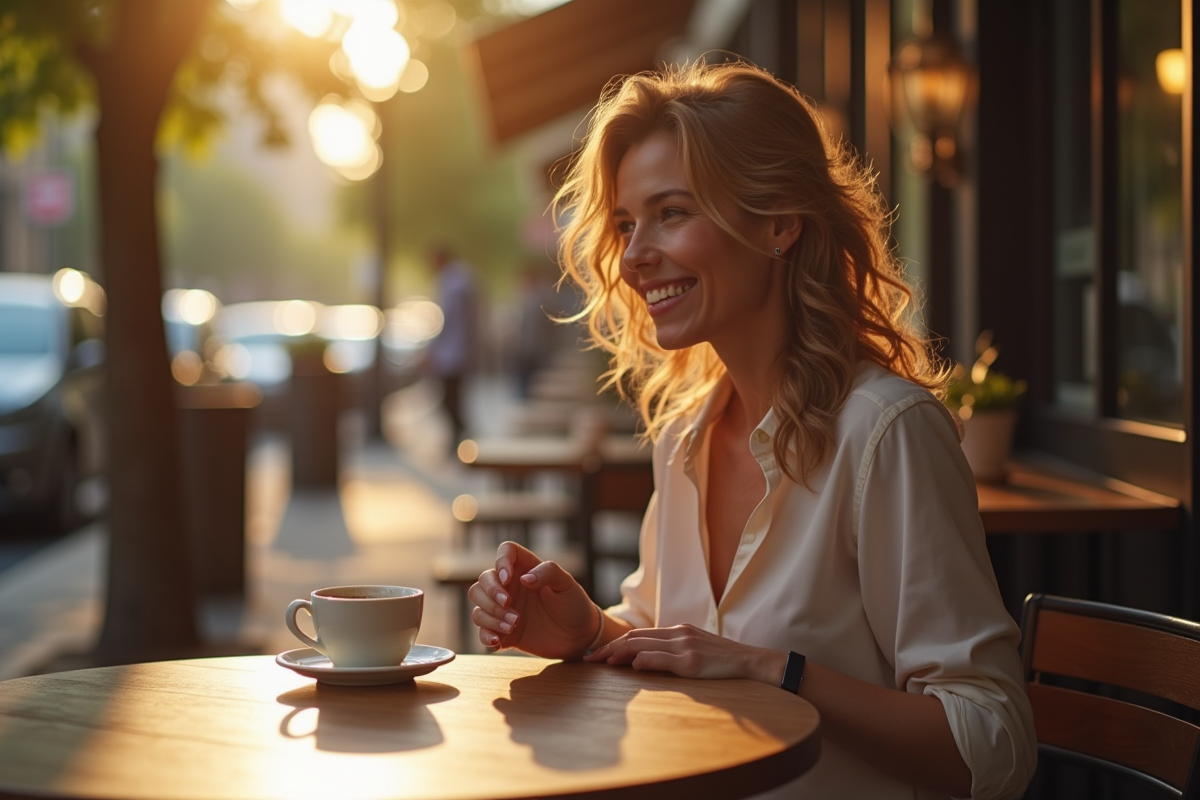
[582,623,782,684]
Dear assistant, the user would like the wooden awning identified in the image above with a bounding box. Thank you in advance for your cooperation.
[468,0,697,144]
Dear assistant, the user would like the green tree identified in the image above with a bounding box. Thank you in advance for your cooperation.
[0,0,501,664]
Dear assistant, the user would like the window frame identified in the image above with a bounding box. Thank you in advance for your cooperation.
[1028,0,1193,504]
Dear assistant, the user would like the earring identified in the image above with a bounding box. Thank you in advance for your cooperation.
[774,247,782,255]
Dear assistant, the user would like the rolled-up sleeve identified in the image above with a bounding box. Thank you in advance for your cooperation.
[856,398,1037,800]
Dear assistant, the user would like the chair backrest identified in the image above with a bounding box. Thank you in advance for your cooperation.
[1020,593,1200,798]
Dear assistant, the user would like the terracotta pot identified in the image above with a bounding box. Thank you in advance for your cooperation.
[959,408,1018,483]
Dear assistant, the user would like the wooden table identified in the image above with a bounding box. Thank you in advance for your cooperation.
[0,654,820,800]
[977,457,1182,534]
[457,434,651,477]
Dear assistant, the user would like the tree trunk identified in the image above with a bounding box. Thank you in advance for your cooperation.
[86,0,215,661]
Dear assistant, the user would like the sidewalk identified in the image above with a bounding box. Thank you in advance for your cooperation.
[0,375,522,681]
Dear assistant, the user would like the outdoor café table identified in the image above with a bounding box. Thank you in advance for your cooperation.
[0,653,821,800]
[456,433,651,479]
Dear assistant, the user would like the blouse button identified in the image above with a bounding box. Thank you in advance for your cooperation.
[743,533,756,543]
[754,430,769,444]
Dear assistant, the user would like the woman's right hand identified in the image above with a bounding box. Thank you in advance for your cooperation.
[468,541,598,659]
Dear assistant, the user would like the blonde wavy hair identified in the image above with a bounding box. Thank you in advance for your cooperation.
[554,60,947,483]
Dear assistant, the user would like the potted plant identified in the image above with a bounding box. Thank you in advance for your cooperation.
[943,331,1027,483]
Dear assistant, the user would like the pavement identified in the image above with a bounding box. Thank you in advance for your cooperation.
[0,374,560,681]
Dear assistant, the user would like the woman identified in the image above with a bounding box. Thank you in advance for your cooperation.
[468,60,1035,800]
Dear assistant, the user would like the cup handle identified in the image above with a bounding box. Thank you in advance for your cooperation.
[285,599,321,652]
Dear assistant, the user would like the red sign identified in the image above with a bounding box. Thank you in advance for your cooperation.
[25,170,75,227]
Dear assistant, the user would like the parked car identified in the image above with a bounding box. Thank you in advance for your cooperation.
[0,270,107,532]
[213,300,396,428]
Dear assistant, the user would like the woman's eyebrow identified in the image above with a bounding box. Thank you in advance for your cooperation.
[612,188,694,218]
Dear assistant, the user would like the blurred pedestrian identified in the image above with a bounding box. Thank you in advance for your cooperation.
[427,244,479,447]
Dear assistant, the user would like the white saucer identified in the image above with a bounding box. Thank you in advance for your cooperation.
[276,644,456,686]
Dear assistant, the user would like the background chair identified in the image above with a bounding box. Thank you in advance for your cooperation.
[1020,592,1200,798]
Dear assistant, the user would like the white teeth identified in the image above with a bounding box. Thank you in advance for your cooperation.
[646,283,693,304]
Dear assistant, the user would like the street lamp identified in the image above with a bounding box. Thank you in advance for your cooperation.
[888,31,976,188]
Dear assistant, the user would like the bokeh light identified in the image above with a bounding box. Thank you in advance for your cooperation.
[274,300,320,336]
[384,298,444,344]
[1156,49,1185,95]
[342,23,410,90]
[308,98,382,180]
[322,304,385,340]
[53,268,85,305]
[171,351,204,386]
[335,0,400,28]
[164,288,220,326]
[452,494,479,522]
[398,59,430,93]
[280,0,334,37]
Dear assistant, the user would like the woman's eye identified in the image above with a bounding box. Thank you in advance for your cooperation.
[615,220,634,236]
[661,207,687,220]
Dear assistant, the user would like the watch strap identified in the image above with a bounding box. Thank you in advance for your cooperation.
[780,650,806,694]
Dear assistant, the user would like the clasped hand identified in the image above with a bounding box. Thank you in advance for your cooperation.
[469,542,777,683]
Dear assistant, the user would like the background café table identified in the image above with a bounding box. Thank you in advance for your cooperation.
[0,653,820,800]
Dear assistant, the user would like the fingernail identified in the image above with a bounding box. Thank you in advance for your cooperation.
[504,612,518,625]
[520,573,535,585]
[496,592,509,605]
[499,569,509,584]
[499,621,513,633]
[487,634,499,645]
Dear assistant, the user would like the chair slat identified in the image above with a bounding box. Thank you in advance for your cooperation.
[1030,679,1200,790]
[1032,608,1200,709]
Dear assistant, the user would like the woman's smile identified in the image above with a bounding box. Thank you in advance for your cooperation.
[644,280,696,313]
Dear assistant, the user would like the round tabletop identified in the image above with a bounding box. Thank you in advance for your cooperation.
[0,653,820,800]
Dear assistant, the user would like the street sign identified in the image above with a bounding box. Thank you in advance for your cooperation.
[25,170,75,227]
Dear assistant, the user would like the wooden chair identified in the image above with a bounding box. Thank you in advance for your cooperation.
[434,490,580,652]
[1019,593,1200,797]
[578,457,654,603]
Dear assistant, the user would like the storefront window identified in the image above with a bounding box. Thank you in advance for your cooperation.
[1052,0,1183,426]
[1115,0,1183,424]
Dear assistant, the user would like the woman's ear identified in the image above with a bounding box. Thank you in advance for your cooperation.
[772,214,803,255]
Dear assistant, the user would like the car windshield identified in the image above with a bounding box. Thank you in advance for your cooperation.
[0,304,56,355]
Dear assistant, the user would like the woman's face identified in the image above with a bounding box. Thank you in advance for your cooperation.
[613,131,789,357]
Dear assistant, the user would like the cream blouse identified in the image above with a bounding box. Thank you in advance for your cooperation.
[606,362,1037,800]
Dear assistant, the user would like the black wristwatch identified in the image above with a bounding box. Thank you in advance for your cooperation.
[780,650,806,694]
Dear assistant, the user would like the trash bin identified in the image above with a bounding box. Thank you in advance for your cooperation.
[177,381,261,596]
[288,341,342,488]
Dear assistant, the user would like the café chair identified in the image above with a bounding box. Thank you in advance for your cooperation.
[448,490,578,550]
[434,490,581,653]
[1019,592,1200,798]
[432,545,584,654]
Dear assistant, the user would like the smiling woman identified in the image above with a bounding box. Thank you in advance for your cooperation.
[468,60,1037,800]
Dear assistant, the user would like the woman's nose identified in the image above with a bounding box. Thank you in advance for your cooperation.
[621,227,660,271]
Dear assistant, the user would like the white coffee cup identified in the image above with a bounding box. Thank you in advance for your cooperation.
[285,585,423,668]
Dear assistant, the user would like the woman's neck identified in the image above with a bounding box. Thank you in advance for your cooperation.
[719,361,776,434]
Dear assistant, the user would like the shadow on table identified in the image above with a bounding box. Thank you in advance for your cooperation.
[494,661,628,771]
[494,660,818,785]
[276,680,459,753]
